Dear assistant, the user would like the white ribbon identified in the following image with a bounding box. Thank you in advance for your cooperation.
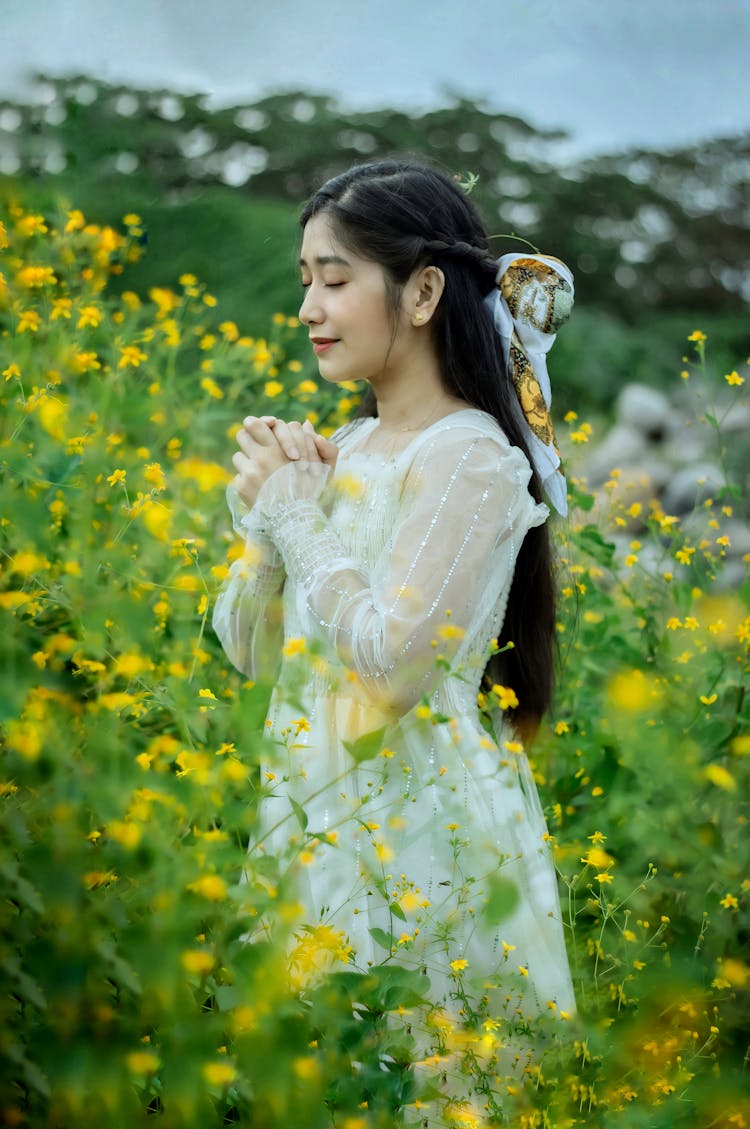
[483,253,574,517]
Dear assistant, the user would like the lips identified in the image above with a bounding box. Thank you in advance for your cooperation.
[311,338,338,355]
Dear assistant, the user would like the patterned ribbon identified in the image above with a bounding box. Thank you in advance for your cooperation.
[483,253,574,516]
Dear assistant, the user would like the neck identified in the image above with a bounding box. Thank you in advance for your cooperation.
[370,350,462,432]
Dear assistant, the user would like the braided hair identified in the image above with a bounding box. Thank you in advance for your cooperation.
[300,159,556,729]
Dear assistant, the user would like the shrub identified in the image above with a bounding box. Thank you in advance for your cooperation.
[1,204,748,1127]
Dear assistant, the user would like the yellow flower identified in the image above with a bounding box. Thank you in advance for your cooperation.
[84,870,118,889]
[17,309,41,334]
[16,265,56,288]
[181,949,214,975]
[174,456,231,492]
[65,209,85,233]
[6,720,42,761]
[107,468,127,487]
[374,840,394,863]
[449,958,468,973]
[704,764,736,792]
[607,668,657,713]
[106,820,142,849]
[126,1050,160,1075]
[283,637,307,658]
[77,305,103,329]
[118,344,148,369]
[264,379,284,398]
[714,958,748,988]
[720,894,738,910]
[436,622,465,641]
[16,213,48,237]
[201,1061,236,1087]
[491,684,519,710]
[114,652,152,678]
[687,330,706,342]
[71,350,102,373]
[144,462,166,491]
[724,370,745,386]
[189,874,228,901]
[201,376,224,399]
[581,846,614,869]
[570,423,592,443]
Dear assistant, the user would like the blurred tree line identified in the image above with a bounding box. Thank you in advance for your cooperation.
[1,74,747,409]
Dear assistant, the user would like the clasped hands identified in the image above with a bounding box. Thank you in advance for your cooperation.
[232,415,339,508]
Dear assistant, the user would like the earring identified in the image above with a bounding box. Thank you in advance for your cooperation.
[413,313,424,325]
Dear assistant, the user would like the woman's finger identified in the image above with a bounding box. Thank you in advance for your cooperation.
[296,420,321,463]
[242,417,278,447]
[235,428,258,458]
[313,432,339,468]
[263,418,300,460]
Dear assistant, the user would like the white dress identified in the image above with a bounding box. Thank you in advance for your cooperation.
[213,408,575,1017]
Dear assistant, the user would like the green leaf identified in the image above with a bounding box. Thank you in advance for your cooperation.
[369,926,394,951]
[575,525,616,568]
[389,901,407,922]
[289,797,308,831]
[343,725,388,765]
[567,484,595,512]
[215,985,241,1011]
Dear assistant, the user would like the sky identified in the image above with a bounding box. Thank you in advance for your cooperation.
[2,0,749,158]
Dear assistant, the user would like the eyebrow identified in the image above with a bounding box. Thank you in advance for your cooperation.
[299,254,352,268]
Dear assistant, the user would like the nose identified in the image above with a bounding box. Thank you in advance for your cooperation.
[298,287,322,326]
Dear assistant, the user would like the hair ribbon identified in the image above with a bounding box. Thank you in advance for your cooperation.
[483,253,574,516]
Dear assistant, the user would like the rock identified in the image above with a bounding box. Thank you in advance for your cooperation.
[721,520,750,558]
[588,459,671,532]
[616,383,672,439]
[662,463,725,514]
[582,425,649,486]
[663,427,708,466]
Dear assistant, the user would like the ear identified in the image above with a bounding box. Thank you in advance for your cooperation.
[409,265,445,327]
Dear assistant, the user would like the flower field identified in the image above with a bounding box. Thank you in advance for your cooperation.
[1,203,748,1128]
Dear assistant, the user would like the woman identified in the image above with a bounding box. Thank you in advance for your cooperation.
[213,159,576,1024]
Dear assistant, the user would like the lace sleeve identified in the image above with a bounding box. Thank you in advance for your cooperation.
[255,426,547,712]
[212,484,286,680]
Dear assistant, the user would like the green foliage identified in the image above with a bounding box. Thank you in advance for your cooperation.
[1,200,749,1128]
[3,74,749,409]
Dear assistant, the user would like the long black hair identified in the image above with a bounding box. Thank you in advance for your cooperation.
[300,159,557,728]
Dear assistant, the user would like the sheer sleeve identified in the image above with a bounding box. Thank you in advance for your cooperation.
[254,425,547,712]
[212,484,286,680]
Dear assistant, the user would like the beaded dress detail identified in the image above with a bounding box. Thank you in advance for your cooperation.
[213,408,575,1015]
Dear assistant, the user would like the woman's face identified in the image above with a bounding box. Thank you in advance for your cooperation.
[298,214,403,386]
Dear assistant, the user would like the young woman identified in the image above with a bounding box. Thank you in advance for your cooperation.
[213,159,576,1024]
